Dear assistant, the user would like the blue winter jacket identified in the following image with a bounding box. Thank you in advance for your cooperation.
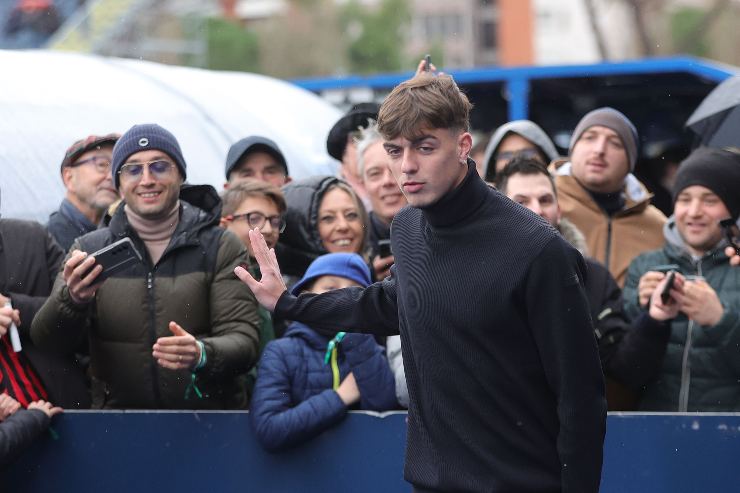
[250,322,397,451]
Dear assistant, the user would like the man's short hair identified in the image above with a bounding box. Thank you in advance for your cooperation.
[221,179,287,218]
[355,122,383,179]
[377,73,472,140]
[494,156,557,198]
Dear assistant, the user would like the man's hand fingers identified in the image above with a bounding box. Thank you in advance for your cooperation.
[234,264,259,290]
[168,321,190,337]
[249,229,272,270]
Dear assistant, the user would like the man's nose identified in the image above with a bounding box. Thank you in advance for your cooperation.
[400,152,417,174]
[529,200,543,216]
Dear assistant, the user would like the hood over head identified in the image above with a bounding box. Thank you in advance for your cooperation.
[482,120,559,181]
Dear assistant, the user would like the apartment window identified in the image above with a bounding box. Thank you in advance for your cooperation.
[424,14,463,39]
[479,20,496,49]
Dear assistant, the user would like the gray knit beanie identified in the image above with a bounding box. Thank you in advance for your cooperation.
[111,124,187,188]
[569,107,639,171]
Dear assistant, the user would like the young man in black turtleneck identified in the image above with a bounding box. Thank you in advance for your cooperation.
[236,69,606,493]
[550,107,666,287]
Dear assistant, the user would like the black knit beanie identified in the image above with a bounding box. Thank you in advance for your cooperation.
[672,147,740,220]
[111,124,187,188]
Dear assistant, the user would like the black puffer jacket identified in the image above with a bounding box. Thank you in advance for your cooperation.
[31,185,260,409]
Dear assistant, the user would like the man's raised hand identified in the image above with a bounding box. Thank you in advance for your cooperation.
[234,228,287,312]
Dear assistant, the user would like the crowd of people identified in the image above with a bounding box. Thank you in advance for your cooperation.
[1,60,740,491]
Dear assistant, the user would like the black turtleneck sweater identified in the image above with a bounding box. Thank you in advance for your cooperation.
[275,163,606,493]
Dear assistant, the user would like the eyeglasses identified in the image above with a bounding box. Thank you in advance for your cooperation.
[495,148,541,162]
[71,156,111,173]
[119,160,176,182]
[226,211,286,233]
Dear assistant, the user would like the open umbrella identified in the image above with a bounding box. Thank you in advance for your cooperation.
[686,74,740,149]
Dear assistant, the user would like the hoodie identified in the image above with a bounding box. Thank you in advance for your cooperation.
[482,120,560,181]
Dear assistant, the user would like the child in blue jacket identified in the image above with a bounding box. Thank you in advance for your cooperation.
[250,253,398,451]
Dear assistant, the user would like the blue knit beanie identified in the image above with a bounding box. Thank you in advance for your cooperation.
[111,124,187,188]
[291,253,372,295]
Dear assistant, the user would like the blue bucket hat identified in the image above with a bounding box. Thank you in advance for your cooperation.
[291,253,372,296]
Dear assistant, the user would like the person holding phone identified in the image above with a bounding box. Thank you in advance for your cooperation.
[32,124,261,410]
[623,147,740,411]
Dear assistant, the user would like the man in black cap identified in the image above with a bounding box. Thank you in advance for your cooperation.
[224,135,291,189]
[48,133,120,252]
[623,147,740,411]
[32,123,260,410]
[326,102,380,204]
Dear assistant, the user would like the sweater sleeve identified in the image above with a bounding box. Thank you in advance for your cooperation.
[342,333,398,411]
[201,231,261,377]
[524,237,606,493]
[274,269,400,336]
[249,341,347,452]
[0,409,50,467]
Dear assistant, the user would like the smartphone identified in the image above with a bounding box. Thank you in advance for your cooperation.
[378,239,393,259]
[660,271,676,304]
[423,54,432,72]
[89,237,143,284]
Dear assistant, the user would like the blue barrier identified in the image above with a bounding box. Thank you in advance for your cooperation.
[7,412,740,492]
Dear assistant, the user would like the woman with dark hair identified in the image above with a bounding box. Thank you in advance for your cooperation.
[276,176,370,287]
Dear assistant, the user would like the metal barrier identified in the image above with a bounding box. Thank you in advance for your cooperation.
[6,412,740,492]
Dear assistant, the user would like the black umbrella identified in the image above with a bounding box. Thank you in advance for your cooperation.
[686,74,740,149]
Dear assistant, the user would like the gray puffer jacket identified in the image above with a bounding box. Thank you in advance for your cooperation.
[623,218,740,411]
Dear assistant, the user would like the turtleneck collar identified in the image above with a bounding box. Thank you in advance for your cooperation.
[587,189,625,216]
[422,159,489,229]
[125,201,180,264]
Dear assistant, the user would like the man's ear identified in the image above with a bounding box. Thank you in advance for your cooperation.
[61,167,74,189]
[219,217,229,228]
[458,132,473,164]
[283,175,292,185]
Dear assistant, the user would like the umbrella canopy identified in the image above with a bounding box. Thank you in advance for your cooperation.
[0,50,342,223]
[686,74,740,149]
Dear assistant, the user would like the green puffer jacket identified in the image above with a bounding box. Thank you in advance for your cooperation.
[31,185,260,410]
[623,219,740,411]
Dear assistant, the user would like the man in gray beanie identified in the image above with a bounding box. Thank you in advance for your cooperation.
[551,107,666,286]
[32,123,261,410]
[622,146,740,411]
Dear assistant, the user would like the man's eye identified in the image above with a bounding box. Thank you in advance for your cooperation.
[239,170,253,177]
